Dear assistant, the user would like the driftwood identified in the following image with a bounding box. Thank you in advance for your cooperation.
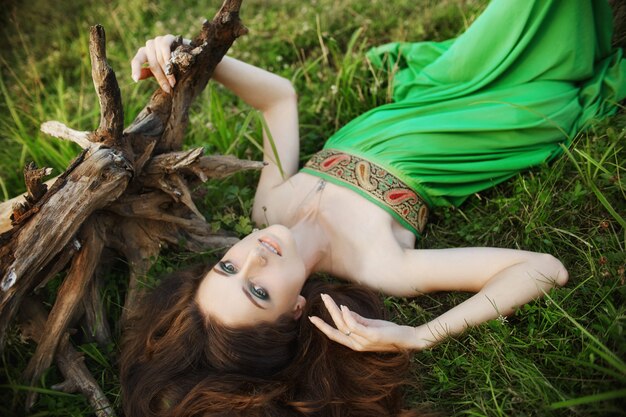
[0,0,252,412]
[18,298,116,417]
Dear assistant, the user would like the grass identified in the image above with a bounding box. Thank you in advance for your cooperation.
[1,0,625,415]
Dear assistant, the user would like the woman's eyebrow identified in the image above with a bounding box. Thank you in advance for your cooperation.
[242,287,267,309]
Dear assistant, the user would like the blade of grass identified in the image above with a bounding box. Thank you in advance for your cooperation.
[549,388,626,409]
[560,144,626,229]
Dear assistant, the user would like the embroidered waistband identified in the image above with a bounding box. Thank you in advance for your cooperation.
[303,149,429,234]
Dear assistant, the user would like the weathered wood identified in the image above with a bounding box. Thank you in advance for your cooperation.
[82,270,112,347]
[23,220,104,389]
[23,163,51,206]
[195,154,266,179]
[41,121,93,149]
[9,163,51,225]
[19,298,116,417]
[33,240,80,292]
[145,150,265,179]
[0,177,57,234]
[123,91,172,140]
[159,0,248,151]
[0,0,249,414]
[0,147,132,348]
[90,25,124,144]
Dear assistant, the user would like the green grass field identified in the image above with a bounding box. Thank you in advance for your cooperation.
[1,0,625,415]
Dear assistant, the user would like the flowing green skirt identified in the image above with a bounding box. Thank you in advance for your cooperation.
[302,0,626,236]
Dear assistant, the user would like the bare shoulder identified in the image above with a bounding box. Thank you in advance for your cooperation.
[253,171,421,287]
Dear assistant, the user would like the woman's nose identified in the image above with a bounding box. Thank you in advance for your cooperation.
[241,247,267,274]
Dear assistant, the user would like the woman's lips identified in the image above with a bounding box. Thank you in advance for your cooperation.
[258,237,282,256]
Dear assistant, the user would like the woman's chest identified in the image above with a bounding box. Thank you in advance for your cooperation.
[258,173,416,279]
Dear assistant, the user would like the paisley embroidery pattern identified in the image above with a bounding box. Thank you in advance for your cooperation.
[304,149,429,233]
[355,161,378,191]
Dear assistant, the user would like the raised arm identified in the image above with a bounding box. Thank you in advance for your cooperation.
[310,248,568,351]
[405,248,568,349]
[130,35,300,217]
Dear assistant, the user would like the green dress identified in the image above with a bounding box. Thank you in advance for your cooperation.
[301,0,626,237]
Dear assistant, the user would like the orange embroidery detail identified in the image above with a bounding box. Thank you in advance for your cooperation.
[355,161,377,191]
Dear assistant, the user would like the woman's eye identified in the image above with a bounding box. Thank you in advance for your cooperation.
[250,283,269,301]
[219,261,237,274]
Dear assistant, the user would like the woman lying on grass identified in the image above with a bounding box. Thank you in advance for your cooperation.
[121,1,625,416]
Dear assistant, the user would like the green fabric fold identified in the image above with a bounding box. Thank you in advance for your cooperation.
[305,0,625,234]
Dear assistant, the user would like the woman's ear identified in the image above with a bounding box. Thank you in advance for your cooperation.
[292,295,307,320]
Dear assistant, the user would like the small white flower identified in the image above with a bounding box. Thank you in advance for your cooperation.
[497,314,509,325]
[330,85,338,95]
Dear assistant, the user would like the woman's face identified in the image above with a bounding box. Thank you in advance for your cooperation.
[196,225,307,326]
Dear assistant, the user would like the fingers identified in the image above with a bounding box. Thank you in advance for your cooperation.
[340,305,366,334]
[340,305,383,344]
[315,295,374,348]
[130,34,177,93]
[308,315,357,349]
[320,294,349,335]
[144,39,171,93]
[130,48,147,82]
[158,39,177,88]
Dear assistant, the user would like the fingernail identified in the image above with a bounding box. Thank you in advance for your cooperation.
[131,72,138,82]
[161,83,171,94]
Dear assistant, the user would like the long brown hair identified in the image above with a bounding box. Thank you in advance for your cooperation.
[120,265,426,417]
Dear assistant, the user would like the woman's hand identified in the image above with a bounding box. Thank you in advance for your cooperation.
[130,34,178,93]
[308,293,428,352]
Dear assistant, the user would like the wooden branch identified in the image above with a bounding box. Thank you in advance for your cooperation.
[123,91,172,140]
[144,150,265,179]
[82,271,112,347]
[103,218,162,323]
[41,121,93,149]
[0,177,58,234]
[161,173,206,220]
[90,25,123,144]
[9,163,52,225]
[23,220,104,389]
[1,1,250,414]
[33,239,80,292]
[196,154,265,179]
[0,147,132,349]
[18,298,116,417]
[160,0,246,151]
[23,163,51,205]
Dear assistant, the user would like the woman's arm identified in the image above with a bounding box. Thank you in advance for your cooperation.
[210,56,300,223]
[130,35,300,218]
[310,248,568,351]
[407,248,568,349]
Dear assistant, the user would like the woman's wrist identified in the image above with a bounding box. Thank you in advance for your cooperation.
[405,325,436,350]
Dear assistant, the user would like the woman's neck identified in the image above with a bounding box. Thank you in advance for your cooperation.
[289,216,330,277]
